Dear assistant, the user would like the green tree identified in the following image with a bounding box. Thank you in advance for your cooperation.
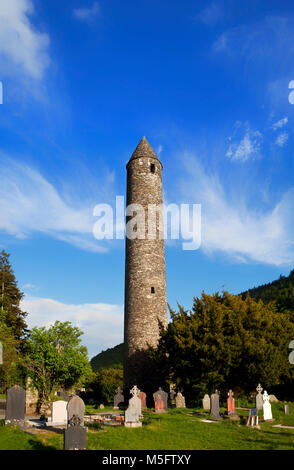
[23,321,91,408]
[0,317,20,387]
[0,251,27,345]
[151,292,294,401]
[86,368,123,404]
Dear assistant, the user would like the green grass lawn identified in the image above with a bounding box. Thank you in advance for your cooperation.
[1,403,294,450]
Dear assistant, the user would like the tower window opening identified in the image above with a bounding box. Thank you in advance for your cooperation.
[151,287,155,294]
[150,163,155,173]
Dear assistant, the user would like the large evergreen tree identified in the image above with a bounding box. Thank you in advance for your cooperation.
[150,292,294,401]
[0,250,27,344]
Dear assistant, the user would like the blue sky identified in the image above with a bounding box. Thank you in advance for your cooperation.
[1,0,294,357]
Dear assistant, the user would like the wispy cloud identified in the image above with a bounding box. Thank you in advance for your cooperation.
[0,156,116,253]
[226,123,263,162]
[275,132,289,147]
[197,2,223,26]
[178,154,294,266]
[21,295,123,358]
[272,116,288,130]
[73,2,100,23]
[0,0,50,79]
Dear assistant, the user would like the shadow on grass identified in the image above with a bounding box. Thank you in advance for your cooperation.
[28,438,59,451]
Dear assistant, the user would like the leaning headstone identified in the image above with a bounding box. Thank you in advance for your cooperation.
[256,384,263,410]
[202,394,210,410]
[210,390,221,420]
[175,392,186,408]
[67,395,85,427]
[153,387,168,411]
[246,408,259,427]
[227,390,237,416]
[5,385,26,426]
[138,391,147,410]
[47,400,67,426]
[263,391,273,421]
[64,415,87,450]
[125,385,142,427]
[113,387,124,409]
[285,404,290,415]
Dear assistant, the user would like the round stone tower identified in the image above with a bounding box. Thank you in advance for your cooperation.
[124,137,167,390]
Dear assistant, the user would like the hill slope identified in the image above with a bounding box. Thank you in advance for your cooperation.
[241,269,294,312]
[90,343,124,371]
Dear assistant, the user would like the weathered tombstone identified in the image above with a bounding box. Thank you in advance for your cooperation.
[263,391,273,421]
[256,384,263,410]
[99,404,105,409]
[210,390,221,420]
[246,408,259,427]
[285,404,290,415]
[175,392,186,408]
[125,385,142,427]
[202,394,210,410]
[47,400,67,426]
[227,390,237,416]
[67,395,85,427]
[138,391,147,410]
[64,415,87,450]
[113,387,124,409]
[153,387,168,412]
[5,385,26,426]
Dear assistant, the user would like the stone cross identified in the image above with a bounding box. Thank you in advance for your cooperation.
[125,385,142,427]
[227,389,236,415]
[113,387,124,408]
[256,384,263,410]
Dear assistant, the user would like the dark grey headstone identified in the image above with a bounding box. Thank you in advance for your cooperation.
[64,421,87,450]
[210,390,221,420]
[5,385,26,426]
[67,396,85,427]
[114,387,124,407]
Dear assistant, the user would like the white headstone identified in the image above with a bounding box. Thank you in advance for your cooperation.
[125,385,142,427]
[202,394,210,410]
[51,400,67,425]
[263,391,273,421]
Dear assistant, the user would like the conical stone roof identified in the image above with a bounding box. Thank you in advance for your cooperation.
[127,136,162,167]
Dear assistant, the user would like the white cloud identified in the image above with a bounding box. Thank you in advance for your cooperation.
[22,283,39,291]
[0,156,115,252]
[0,0,50,79]
[198,3,223,26]
[275,132,289,147]
[226,127,262,162]
[21,295,123,358]
[178,154,294,266]
[272,116,288,130]
[73,2,100,22]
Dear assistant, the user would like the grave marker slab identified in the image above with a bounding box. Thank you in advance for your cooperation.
[210,390,221,420]
[125,385,142,427]
[202,394,210,410]
[263,391,273,421]
[113,387,124,409]
[175,392,186,408]
[67,396,85,427]
[5,385,26,426]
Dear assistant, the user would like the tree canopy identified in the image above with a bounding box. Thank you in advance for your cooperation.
[150,291,294,401]
[23,321,91,406]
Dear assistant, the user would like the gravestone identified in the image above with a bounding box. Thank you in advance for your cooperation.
[227,390,237,416]
[47,400,67,426]
[67,395,85,427]
[246,408,259,427]
[99,404,105,409]
[125,385,142,427]
[5,385,26,426]
[256,384,263,410]
[175,392,186,408]
[64,415,87,450]
[202,394,210,410]
[138,391,147,410]
[169,384,176,405]
[113,387,124,409]
[210,390,221,420]
[153,387,168,412]
[285,404,290,415]
[263,391,273,421]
